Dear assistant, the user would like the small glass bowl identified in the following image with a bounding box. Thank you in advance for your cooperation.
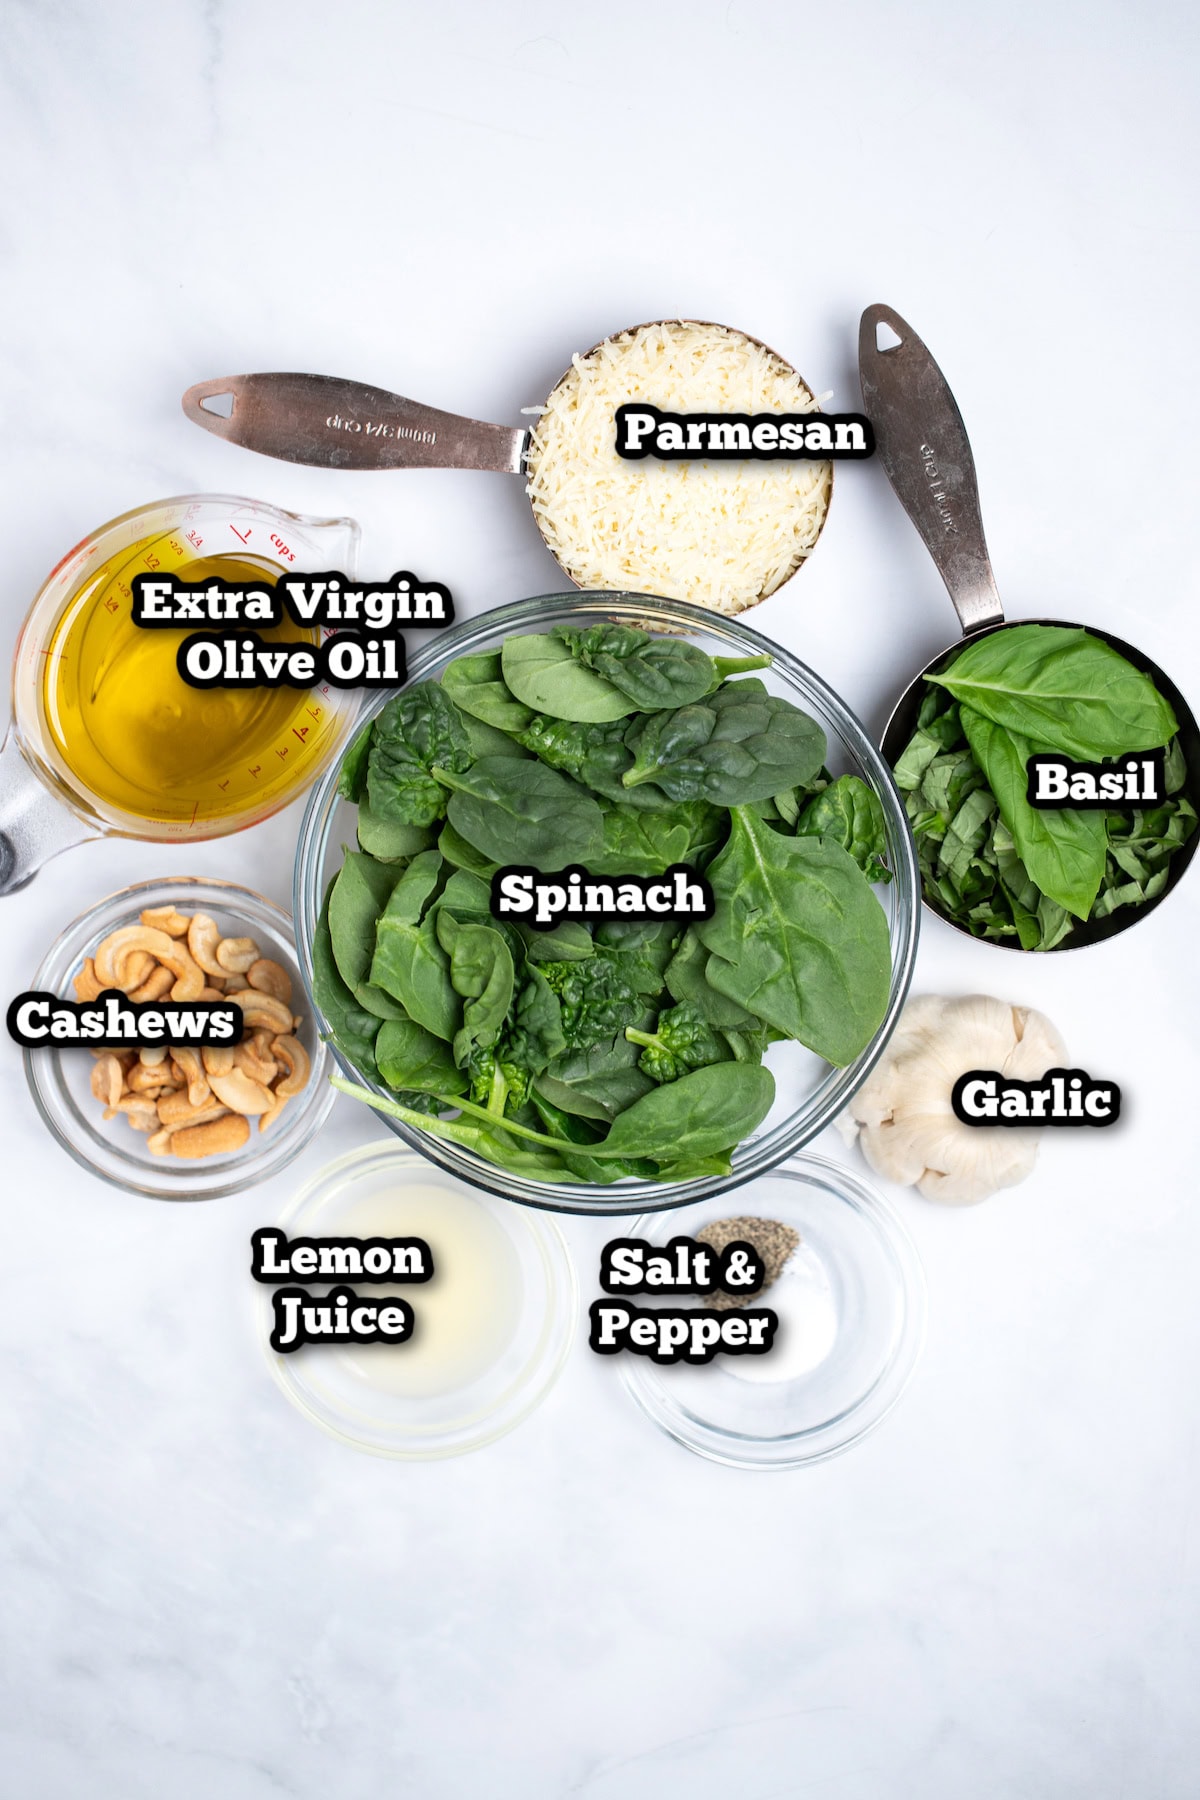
[24,877,335,1201]
[293,592,921,1216]
[618,1155,926,1469]
[254,1142,578,1459]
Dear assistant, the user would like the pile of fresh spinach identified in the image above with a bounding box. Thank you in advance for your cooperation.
[315,624,895,1184]
[893,624,1196,948]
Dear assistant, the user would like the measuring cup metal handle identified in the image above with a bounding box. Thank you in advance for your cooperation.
[0,727,99,896]
[182,373,526,475]
[858,305,1005,636]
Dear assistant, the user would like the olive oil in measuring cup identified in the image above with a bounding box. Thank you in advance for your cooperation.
[0,497,360,894]
[42,533,326,826]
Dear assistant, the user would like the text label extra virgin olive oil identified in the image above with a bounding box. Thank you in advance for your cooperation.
[40,532,336,829]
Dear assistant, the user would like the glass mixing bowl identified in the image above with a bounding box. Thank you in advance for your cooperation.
[293,593,920,1216]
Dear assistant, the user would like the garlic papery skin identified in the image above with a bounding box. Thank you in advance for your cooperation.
[837,994,1068,1204]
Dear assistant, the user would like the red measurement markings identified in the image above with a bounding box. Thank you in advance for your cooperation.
[307,705,324,722]
[142,551,161,570]
[189,800,199,827]
[218,779,230,791]
[168,539,185,557]
[248,764,262,779]
[230,525,252,545]
[292,725,309,744]
[104,597,120,613]
[276,746,289,760]
[187,530,203,549]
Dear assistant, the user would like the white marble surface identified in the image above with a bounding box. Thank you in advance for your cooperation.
[2,2,1198,1794]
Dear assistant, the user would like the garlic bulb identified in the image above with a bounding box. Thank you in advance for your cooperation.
[837,994,1068,1204]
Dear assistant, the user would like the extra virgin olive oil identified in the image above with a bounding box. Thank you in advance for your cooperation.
[41,536,333,827]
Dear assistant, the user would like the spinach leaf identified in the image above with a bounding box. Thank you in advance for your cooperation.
[529,1093,657,1184]
[370,856,459,1040]
[598,1062,775,1162]
[663,926,760,1029]
[537,1034,656,1121]
[960,707,1108,920]
[928,625,1178,758]
[330,1077,588,1183]
[367,683,474,826]
[589,801,705,876]
[328,850,396,990]
[376,1016,467,1096]
[336,719,374,802]
[460,711,531,761]
[501,632,638,722]
[626,1001,731,1083]
[550,622,770,712]
[357,803,434,862]
[311,891,381,1082]
[539,955,643,1050]
[698,808,891,1066]
[437,819,499,877]
[795,775,893,883]
[433,756,604,866]
[441,649,534,732]
[519,918,594,962]
[515,712,673,811]
[435,914,516,1068]
[505,967,566,1074]
[622,680,826,804]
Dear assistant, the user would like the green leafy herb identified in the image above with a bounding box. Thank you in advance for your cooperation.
[795,775,892,884]
[698,808,891,1065]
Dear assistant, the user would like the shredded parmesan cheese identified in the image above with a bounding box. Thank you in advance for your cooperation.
[524,320,832,615]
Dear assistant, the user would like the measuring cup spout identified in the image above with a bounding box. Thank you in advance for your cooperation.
[0,727,99,895]
[859,304,1004,637]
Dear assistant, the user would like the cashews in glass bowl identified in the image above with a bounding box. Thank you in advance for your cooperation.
[24,878,335,1200]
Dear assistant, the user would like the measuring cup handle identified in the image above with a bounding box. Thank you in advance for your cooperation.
[182,373,527,475]
[859,305,1005,635]
[0,727,99,896]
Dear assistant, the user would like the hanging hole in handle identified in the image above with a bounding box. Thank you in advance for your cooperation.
[875,320,903,353]
[199,390,235,419]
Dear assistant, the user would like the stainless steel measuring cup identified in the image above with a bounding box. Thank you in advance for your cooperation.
[182,318,834,606]
[0,494,361,895]
[860,303,1199,948]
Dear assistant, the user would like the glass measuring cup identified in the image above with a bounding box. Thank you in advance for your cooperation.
[0,494,361,895]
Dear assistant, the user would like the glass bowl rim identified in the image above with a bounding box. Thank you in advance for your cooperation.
[293,590,921,1216]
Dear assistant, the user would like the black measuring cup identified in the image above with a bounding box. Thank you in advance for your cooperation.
[859,303,1199,949]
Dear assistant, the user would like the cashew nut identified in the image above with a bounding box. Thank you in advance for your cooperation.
[259,1094,290,1134]
[235,1036,278,1087]
[74,958,102,1002]
[216,935,259,975]
[114,949,155,994]
[202,1045,235,1077]
[139,1046,168,1068]
[199,986,228,1002]
[170,1047,210,1109]
[186,913,227,978]
[207,1068,276,1115]
[91,1054,125,1115]
[225,990,293,1036]
[148,1103,230,1155]
[120,1099,161,1133]
[247,958,293,1006]
[93,926,205,1002]
[129,964,174,1004]
[171,1114,251,1159]
[127,1062,176,1096]
[158,1088,228,1127]
[271,1035,311,1100]
[141,906,190,937]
